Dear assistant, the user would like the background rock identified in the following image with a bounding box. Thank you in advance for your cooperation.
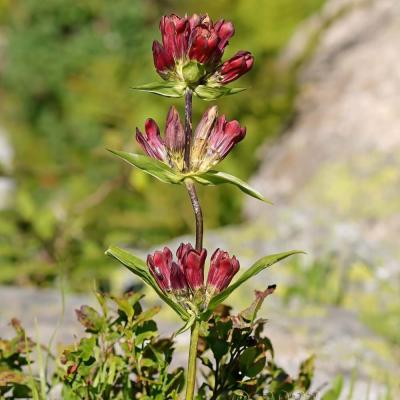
[237,0,400,395]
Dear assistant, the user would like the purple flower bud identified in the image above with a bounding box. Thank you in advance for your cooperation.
[177,243,207,292]
[208,116,246,161]
[190,106,218,171]
[170,262,189,295]
[160,15,191,60]
[214,20,235,52]
[136,106,245,173]
[152,13,242,83]
[188,26,219,65]
[207,249,240,293]
[164,106,185,170]
[152,40,174,79]
[214,51,254,84]
[147,247,173,292]
[192,108,246,171]
[136,119,168,162]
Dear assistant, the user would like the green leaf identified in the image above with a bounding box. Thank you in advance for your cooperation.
[105,246,189,321]
[75,305,105,333]
[174,313,196,336]
[79,337,96,362]
[108,150,183,184]
[297,355,315,391]
[210,339,229,361]
[321,375,344,400]
[239,347,266,377]
[109,294,143,322]
[232,390,249,399]
[135,330,158,347]
[133,306,161,327]
[207,250,304,311]
[193,170,272,203]
[132,81,186,97]
[194,85,246,101]
[164,369,184,395]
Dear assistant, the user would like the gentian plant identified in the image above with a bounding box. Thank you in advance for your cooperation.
[106,13,302,400]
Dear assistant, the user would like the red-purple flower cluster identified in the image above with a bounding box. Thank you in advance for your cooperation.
[136,105,246,173]
[147,243,239,301]
[152,14,253,85]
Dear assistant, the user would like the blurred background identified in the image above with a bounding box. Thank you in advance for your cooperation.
[0,0,399,398]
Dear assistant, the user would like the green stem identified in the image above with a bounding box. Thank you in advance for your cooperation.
[185,179,203,251]
[185,319,200,400]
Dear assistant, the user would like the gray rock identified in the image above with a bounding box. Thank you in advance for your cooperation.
[238,0,400,395]
[0,285,92,346]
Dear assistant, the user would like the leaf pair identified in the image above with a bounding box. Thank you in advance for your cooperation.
[105,245,302,328]
[132,82,245,101]
[108,150,271,203]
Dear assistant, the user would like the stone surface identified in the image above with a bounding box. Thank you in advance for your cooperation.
[238,0,400,394]
[0,285,92,346]
[246,0,400,261]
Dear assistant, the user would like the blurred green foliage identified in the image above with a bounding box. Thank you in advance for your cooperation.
[0,0,324,290]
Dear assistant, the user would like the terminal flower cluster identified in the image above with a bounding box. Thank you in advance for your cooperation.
[152,13,254,87]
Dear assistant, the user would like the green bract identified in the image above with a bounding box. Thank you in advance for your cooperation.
[132,81,246,100]
[131,81,186,98]
[194,85,246,101]
[108,150,272,203]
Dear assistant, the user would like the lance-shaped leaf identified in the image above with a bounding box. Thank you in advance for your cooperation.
[192,170,272,203]
[194,85,246,101]
[132,81,186,98]
[108,150,184,184]
[206,250,304,312]
[105,246,190,321]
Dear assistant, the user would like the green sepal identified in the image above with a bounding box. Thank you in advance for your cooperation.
[131,81,186,98]
[194,85,246,101]
[108,150,184,184]
[206,250,304,313]
[192,170,272,204]
[105,245,190,321]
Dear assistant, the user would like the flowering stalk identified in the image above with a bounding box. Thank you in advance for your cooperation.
[185,179,203,251]
[184,86,202,399]
[106,12,303,400]
[184,89,193,171]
